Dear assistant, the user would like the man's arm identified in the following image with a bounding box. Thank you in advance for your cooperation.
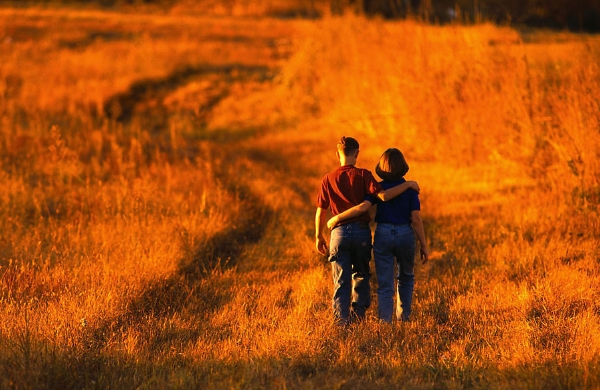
[327,200,373,229]
[411,210,429,264]
[315,207,328,255]
[377,180,420,201]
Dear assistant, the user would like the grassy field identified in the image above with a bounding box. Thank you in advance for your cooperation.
[0,4,599,389]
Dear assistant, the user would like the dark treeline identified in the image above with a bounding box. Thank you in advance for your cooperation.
[339,0,600,31]
[3,0,600,31]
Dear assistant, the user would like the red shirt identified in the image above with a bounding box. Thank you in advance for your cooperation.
[316,165,382,224]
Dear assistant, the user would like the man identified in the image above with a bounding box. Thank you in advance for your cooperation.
[315,136,419,326]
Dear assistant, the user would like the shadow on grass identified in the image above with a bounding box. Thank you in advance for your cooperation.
[89,176,273,349]
[102,63,274,131]
[3,333,596,389]
[0,135,284,388]
[59,31,138,50]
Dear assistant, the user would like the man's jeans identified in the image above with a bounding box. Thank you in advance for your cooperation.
[373,223,415,322]
[329,222,372,325]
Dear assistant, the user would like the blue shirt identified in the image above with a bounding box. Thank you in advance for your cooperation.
[366,178,420,225]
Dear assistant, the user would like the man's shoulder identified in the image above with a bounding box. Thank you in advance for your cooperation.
[323,165,375,180]
[322,167,341,180]
[357,167,378,182]
[345,166,374,176]
[324,165,352,177]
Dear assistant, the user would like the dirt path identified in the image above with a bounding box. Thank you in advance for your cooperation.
[84,15,315,353]
[103,64,274,130]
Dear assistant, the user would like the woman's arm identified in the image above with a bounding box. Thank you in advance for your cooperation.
[378,180,420,201]
[411,210,429,264]
[327,200,373,229]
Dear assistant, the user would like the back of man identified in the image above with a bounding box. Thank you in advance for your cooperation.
[318,165,381,226]
[315,136,382,326]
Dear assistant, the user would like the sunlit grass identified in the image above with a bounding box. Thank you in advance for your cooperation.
[0,4,599,389]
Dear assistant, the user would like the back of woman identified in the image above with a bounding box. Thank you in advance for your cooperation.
[372,148,428,323]
[374,178,420,225]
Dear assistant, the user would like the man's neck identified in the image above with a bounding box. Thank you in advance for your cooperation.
[339,157,357,166]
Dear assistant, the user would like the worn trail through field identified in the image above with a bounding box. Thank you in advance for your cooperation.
[88,18,320,353]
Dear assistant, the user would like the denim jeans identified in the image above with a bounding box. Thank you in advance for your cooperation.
[373,223,415,322]
[329,222,372,325]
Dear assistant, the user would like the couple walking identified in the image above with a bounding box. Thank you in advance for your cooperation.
[315,136,429,326]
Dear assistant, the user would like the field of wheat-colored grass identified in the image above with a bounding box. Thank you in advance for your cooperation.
[0,4,599,389]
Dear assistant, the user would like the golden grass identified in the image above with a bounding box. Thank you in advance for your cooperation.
[0,4,599,389]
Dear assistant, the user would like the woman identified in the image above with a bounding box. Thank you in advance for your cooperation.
[327,148,429,323]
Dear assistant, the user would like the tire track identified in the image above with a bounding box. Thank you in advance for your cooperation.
[88,50,280,353]
[103,63,274,131]
[92,70,277,346]
[89,144,274,351]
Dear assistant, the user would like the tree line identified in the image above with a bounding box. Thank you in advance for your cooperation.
[4,0,600,31]
[336,0,600,31]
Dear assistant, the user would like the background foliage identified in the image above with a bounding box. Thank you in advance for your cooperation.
[3,0,600,30]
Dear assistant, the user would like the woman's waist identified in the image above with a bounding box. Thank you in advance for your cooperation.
[376,222,411,228]
[375,222,413,235]
[374,212,411,226]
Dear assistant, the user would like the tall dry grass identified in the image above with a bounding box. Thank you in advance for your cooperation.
[283,15,600,191]
[0,5,599,389]
[279,13,600,388]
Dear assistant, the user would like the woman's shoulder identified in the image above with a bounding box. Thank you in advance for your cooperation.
[380,178,406,188]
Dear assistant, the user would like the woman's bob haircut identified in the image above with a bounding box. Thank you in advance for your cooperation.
[375,148,409,182]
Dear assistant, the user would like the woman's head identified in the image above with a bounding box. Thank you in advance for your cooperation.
[375,148,409,181]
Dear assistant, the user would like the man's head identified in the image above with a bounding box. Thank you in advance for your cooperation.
[375,148,409,181]
[336,136,359,158]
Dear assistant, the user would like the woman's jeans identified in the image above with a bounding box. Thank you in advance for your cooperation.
[374,223,415,322]
[329,222,372,325]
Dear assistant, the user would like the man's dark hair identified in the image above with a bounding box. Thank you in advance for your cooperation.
[337,136,359,156]
[375,148,409,181]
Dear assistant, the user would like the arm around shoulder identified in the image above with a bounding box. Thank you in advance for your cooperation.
[378,180,420,201]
